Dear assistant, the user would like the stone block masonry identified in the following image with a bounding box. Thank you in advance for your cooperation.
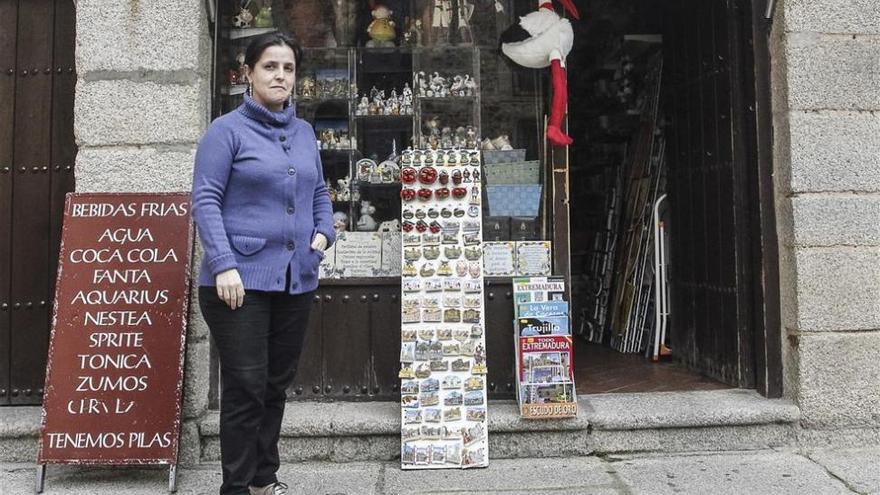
[74,1,215,465]
[773,0,880,431]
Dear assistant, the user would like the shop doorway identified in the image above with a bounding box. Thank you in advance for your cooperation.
[568,0,780,396]
[0,0,77,406]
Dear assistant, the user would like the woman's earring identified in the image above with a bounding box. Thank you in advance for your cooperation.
[288,91,294,107]
[246,83,252,96]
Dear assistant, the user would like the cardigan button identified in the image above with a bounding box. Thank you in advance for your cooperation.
[286,242,294,251]
[279,135,286,142]
[287,206,295,215]
[287,168,296,176]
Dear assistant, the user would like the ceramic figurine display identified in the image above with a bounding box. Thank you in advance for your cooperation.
[421,117,478,150]
[356,86,413,116]
[415,71,476,98]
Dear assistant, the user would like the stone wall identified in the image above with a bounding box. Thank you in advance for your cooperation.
[771,0,880,431]
[74,0,213,465]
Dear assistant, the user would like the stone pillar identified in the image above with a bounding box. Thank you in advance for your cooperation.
[74,0,213,465]
[771,1,880,438]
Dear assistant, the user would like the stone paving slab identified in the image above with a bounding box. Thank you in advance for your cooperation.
[383,457,623,494]
[807,447,880,494]
[2,449,877,494]
[606,450,855,495]
[0,462,383,495]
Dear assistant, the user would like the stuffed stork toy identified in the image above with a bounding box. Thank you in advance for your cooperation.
[500,0,580,147]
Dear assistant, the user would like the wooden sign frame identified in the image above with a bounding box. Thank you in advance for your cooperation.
[36,193,193,493]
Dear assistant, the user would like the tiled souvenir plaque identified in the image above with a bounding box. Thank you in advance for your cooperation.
[399,149,489,469]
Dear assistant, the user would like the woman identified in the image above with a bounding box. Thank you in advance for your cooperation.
[192,32,334,495]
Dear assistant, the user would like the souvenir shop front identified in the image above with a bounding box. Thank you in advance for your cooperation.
[209,0,780,406]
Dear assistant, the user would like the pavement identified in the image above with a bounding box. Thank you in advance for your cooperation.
[2,447,878,494]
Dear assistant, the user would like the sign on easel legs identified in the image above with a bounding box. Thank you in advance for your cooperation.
[37,193,193,493]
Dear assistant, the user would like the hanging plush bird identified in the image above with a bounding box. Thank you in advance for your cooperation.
[500,0,580,147]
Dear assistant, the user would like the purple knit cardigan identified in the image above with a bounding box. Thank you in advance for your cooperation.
[192,95,335,294]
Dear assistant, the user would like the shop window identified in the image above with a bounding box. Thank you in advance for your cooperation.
[214,0,552,280]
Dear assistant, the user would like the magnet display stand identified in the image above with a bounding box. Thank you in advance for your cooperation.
[398,148,489,469]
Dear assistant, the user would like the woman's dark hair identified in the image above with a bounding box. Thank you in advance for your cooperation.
[244,32,303,69]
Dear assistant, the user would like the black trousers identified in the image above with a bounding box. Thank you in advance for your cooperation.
[199,286,312,495]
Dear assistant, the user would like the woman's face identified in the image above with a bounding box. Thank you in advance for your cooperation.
[246,44,296,111]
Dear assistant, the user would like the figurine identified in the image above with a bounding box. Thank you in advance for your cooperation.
[429,0,474,45]
[450,75,463,96]
[415,72,428,97]
[299,76,316,99]
[336,176,351,202]
[235,49,247,81]
[232,5,254,28]
[357,201,378,231]
[490,134,513,151]
[466,126,478,149]
[463,74,477,95]
[254,5,273,28]
[454,126,468,148]
[326,179,336,201]
[356,95,369,115]
[227,69,240,86]
[378,219,400,232]
[430,0,452,44]
[379,159,399,182]
[402,17,423,46]
[366,4,396,48]
[333,211,349,232]
[440,127,454,148]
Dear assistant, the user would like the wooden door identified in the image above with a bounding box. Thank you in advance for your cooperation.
[663,0,763,388]
[0,0,76,405]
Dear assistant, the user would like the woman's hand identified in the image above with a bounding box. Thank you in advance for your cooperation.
[215,268,245,310]
[311,232,328,253]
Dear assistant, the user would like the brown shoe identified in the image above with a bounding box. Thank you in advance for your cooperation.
[249,481,289,495]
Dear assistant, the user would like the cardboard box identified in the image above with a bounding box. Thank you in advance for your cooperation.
[486,185,542,217]
[510,217,539,240]
[482,216,510,241]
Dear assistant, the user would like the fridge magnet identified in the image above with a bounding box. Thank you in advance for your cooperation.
[466,408,486,422]
[450,359,471,372]
[463,391,484,406]
[444,391,463,406]
[401,380,420,395]
[464,376,483,392]
[399,364,415,379]
[441,376,461,390]
[420,391,440,407]
[430,360,449,372]
[443,407,462,422]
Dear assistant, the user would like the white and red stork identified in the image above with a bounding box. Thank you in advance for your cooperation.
[500,0,580,147]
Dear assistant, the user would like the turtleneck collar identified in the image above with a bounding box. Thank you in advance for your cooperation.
[239,93,296,127]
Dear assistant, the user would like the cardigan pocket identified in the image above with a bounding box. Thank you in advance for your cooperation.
[229,234,267,256]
